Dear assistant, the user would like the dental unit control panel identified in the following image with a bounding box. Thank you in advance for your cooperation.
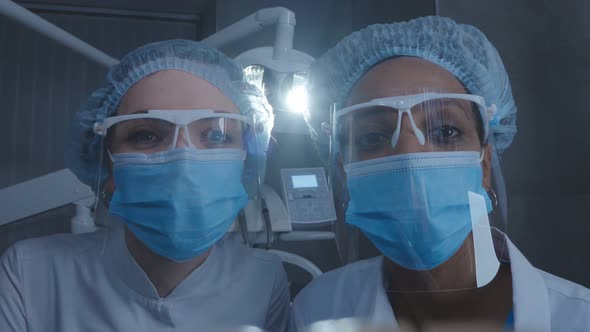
[281,168,336,227]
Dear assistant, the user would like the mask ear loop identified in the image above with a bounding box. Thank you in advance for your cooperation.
[93,136,106,212]
[93,136,108,254]
[92,122,111,211]
[479,147,486,162]
[391,109,426,148]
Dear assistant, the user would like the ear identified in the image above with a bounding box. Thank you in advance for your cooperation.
[481,144,493,189]
[101,153,116,209]
[333,153,349,208]
[102,177,116,209]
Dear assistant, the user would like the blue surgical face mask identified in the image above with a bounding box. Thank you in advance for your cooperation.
[344,151,492,270]
[109,148,249,262]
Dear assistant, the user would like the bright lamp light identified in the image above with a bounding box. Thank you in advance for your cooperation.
[285,85,309,115]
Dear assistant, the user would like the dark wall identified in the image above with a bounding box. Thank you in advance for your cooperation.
[438,0,590,288]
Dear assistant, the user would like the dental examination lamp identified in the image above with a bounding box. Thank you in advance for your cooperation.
[202,7,314,73]
[202,7,314,118]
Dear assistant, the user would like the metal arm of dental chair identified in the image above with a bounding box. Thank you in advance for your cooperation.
[202,7,295,57]
[278,231,335,242]
[202,7,314,73]
[267,249,322,278]
[0,0,119,68]
[0,169,95,227]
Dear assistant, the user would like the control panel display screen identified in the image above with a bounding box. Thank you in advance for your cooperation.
[292,175,318,189]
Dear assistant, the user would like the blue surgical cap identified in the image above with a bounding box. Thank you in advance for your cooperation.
[65,39,274,188]
[311,16,517,153]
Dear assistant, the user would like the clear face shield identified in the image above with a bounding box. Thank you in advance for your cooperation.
[95,109,252,153]
[91,109,261,260]
[93,109,259,191]
[333,90,506,292]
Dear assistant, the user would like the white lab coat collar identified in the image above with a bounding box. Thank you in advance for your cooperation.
[369,229,551,332]
[503,231,551,332]
[101,223,222,300]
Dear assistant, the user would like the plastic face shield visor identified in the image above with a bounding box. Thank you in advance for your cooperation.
[92,110,262,242]
[334,92,497,165]
[332,92,503,293]
[93,109,254,156]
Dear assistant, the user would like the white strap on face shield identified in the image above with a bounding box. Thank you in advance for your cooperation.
[95,109,255,158]
[93,109,253,136]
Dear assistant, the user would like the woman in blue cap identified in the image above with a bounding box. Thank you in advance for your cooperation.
[291,16,590,331]
[0,40,289,332]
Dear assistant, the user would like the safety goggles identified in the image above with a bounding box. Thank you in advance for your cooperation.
[94,110,254,155]
[334,92,497,164]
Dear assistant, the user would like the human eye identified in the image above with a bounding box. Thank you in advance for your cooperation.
[116,119,170,150]
[203,128,232,146]
[354,131,390,149]
[427,124,463,145]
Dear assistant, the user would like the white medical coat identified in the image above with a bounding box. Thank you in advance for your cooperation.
[291,230,590,331]
[0,226,290,332]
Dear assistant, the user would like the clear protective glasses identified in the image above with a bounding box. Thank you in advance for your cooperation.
[334,92,497,165]
[93,109,254,155]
